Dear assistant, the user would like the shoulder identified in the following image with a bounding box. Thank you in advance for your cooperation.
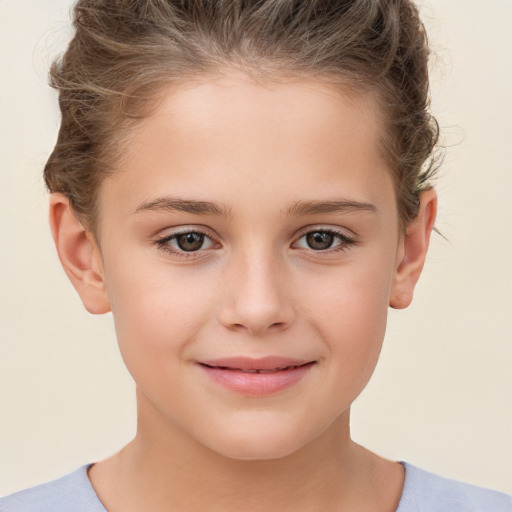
[0,465,106,512]
[397,462,512,512]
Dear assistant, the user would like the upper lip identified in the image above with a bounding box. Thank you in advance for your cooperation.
[198,356,315,371]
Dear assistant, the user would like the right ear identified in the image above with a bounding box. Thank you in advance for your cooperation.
[49,193,111,314]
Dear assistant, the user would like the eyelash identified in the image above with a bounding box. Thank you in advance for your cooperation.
[155,228,214,259]
[155,228,357,259]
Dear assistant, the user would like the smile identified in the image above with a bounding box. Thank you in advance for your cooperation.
[205,364,305,374]
[197,357,316,396]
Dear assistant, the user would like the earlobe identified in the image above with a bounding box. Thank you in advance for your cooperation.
[49,193,111,314]
[389,188,437,309]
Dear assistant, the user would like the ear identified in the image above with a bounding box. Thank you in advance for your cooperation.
[390,188,437,309]
[49,193,111,314]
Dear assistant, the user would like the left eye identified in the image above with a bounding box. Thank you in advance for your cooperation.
[294,229,353,251]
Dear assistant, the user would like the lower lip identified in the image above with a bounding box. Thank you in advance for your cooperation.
[198,363,315,396]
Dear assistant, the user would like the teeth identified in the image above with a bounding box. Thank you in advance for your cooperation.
[239,366,296,374]
[209,364,305,373]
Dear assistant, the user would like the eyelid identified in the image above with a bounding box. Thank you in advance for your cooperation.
[294,223,357,239]
[155,226,220,259]
[292,226,358,252]
[153,224,358,259]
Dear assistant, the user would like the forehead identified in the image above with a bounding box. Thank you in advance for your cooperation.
[100,74,394,222]
[134,73,385,162]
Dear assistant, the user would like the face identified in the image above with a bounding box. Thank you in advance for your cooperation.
[94,74,403,460]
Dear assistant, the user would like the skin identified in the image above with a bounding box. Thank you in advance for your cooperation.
[50,73,437,512]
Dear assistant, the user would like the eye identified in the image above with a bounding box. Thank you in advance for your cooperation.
[156,229,217,257]
[294,228,355,252]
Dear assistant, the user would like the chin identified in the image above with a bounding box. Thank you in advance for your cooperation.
[201,423,313,462]
[218,442,302,462]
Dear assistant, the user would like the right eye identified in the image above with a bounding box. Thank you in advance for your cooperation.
[155,229,217,258]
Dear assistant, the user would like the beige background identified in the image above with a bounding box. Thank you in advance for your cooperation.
[1,0,511,497]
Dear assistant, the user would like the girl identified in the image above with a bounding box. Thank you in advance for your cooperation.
[1,1,511,510]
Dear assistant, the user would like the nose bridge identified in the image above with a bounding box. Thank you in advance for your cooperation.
[218,240,294,334]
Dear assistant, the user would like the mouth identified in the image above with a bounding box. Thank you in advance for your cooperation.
[201,364,310,374]
[197,357,316,396]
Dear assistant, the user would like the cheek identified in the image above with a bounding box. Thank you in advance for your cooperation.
[102,254,217,383]
[305,253,393,333]
[301,252,395,386]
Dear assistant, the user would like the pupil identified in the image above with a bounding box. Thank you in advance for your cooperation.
[177,233,204,251]
[306,231,334,250]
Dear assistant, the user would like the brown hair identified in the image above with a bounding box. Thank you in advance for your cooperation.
[45,0,440,234]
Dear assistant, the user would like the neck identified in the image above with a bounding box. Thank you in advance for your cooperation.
[88,391,404,512]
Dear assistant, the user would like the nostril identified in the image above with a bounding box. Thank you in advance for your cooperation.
[230,321,284,331]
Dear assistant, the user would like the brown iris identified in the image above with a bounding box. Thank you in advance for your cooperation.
[176,232,205,251]
[306,231,335,250]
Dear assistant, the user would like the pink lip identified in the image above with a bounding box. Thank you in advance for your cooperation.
[197,356,316,396]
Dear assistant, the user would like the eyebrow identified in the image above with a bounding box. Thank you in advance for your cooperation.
[285,199,377,216]
[134,198,232,217]
[133,197,377,217]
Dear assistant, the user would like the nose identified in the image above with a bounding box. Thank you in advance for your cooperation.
[218,247,295,335]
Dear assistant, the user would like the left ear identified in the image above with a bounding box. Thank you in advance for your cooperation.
[390,188,437,309]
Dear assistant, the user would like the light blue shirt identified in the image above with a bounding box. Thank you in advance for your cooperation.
[1,461,511,511]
